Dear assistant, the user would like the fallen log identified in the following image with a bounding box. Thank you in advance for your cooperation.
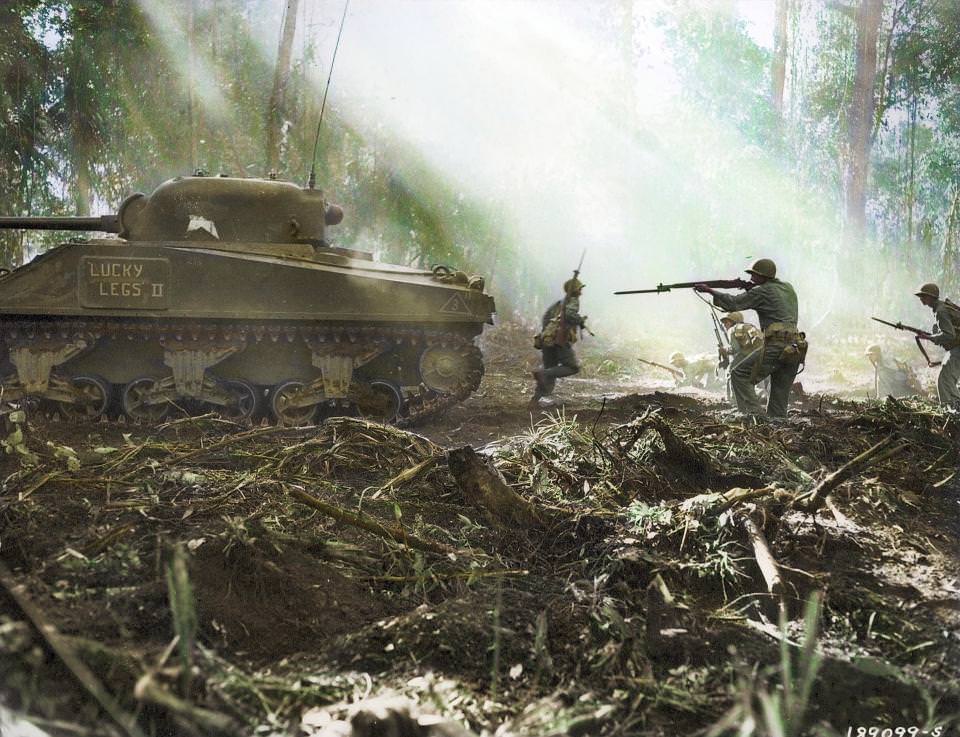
[447,446,546,528]
[372,455,443,499]
[286,485,454,555]
[793,435,909,513]
[741,514,785,597]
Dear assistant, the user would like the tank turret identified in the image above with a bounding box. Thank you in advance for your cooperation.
[0,175,344,245]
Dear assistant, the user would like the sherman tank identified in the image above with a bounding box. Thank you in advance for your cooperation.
[0,174,495,425]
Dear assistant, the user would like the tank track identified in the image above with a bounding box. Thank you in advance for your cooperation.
[0,317,484,426]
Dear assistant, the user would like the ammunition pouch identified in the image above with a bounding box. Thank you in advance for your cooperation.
[779,332,808,366]
[763,322,799,342]
[750,323,807,372]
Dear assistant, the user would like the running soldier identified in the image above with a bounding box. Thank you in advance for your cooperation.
[532,278,588,402]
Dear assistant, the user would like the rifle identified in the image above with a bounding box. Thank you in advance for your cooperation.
[638,358,684,380]
[557,250,592,345]
[871,317,941,367]
[710,309,731,370]
[615,278,754,295]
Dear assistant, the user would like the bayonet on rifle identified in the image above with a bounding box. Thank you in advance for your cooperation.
[574,249,586,279]
[871,316,940,367]
[638,358,684,380]
[615,278,753,296]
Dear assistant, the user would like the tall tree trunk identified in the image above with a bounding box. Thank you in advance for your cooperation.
[906,94,917,242]
[942,187,960,295]
[67,4,96,215]
[187,0,199,171]
[266,0,300,174]
[843,0,883,246]
[771,0,789,118]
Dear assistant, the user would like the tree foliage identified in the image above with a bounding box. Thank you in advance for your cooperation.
[0,0,510,294]
[659,0,960,297]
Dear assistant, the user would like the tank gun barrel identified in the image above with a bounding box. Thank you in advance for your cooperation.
[0,215,121,233]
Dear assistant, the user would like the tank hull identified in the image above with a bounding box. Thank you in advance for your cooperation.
[0,240,494,425]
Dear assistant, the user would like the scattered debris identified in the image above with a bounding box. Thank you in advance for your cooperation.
[1,396,959,735]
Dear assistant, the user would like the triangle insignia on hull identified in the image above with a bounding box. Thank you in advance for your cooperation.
[440,294,472,315]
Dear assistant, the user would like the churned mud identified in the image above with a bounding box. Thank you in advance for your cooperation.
[1,325,959,737]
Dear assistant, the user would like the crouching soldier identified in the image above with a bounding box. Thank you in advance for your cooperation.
[864,344,921,399]
[668,352,717,389]
[695,259,806,418]
[532,277,588,402]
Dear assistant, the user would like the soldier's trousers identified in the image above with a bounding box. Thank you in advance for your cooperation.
[937,348,960,407]
[729,343,798,417]
[540,344,579,395]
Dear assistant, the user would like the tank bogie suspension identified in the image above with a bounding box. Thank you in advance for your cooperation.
[0,319,483,426]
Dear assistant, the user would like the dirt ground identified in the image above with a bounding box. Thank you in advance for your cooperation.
[1,324,959,737]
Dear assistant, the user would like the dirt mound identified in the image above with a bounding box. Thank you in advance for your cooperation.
[191,526,394,662]
[2,397,960,736]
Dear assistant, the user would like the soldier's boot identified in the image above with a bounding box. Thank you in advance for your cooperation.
[531,370,546,401]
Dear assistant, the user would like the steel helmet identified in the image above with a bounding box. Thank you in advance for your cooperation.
[564,277,585,295]
[865,344,882,357]
[669,351,687,366]
[721,311,743,324]
[915,283,940,300]
[746,258,777,279]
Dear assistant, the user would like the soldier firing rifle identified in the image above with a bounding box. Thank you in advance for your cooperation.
[617,259,806,418]
[615,278,755,296]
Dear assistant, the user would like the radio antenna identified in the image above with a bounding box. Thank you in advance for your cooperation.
[307,0,351,189]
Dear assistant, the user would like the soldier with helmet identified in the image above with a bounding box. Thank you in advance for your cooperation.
[532,277,588,402]
[668,351,716,389]
[719,312,763,368]
[718,311,766,400]
[864,344,921,399]
[914,282,960,406]
[694,258,806,417]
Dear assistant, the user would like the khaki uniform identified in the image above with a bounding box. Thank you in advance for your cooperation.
[728,323,763,364]
[724,322,765,400]
[536,296,584,396]
[929,301,960,406]
[674,356,718,388]
[871,356,920,399]
[713,280,802,417]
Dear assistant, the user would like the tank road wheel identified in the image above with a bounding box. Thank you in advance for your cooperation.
[58,375,111,421]
[220,380,261,422]
[122,377,170,423]
[269,380,317,426]
[353,380,405,424]
[418,345,476,394]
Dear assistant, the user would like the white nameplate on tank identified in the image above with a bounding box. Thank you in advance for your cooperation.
[78,256,171,309]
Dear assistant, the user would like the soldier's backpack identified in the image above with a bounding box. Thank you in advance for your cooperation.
[538,299,575,348]
[731,323,763,353]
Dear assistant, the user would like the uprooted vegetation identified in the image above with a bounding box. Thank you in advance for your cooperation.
[1,395,959,736]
